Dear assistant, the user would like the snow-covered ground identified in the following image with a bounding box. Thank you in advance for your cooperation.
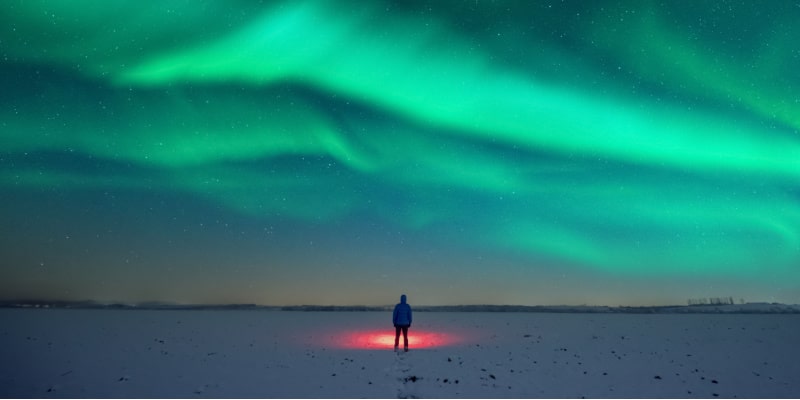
[1,309,798,398]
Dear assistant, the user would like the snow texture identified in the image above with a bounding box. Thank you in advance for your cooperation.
[1,309,798,398]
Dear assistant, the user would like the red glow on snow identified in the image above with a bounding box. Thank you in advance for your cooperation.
[335,329,460,349]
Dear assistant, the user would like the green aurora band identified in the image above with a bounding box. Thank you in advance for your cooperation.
[1,0,798,289]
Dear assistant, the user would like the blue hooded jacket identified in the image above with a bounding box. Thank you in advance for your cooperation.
[393,294,412,327]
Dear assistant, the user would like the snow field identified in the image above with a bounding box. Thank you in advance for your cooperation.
[0,309,798,398]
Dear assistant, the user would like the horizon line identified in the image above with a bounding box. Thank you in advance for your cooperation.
[0,298,795,309]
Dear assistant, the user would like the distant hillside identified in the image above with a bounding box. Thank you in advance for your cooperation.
[0,300,279,311]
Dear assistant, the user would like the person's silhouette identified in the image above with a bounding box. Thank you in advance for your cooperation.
[393,294,412,352]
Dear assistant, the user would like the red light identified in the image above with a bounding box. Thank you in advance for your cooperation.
[333,329,460,349]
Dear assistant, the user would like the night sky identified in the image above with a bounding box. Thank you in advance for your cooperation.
[1,1,798,306]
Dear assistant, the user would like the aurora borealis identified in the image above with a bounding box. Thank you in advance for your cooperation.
[1,1,798,306]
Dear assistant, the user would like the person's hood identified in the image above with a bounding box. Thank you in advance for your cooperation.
[400,294,407,304]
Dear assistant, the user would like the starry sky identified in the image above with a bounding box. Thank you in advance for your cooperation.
[1,0,798,306]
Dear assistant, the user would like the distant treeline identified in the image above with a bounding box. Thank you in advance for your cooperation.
[687,297,736,306]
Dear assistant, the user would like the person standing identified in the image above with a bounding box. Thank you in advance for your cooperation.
[393,294,412,352]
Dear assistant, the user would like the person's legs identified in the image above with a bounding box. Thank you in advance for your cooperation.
[402,326,409,350]
[394,326,401,350]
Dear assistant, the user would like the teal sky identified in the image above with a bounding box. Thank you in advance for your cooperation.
[1,0,798,306]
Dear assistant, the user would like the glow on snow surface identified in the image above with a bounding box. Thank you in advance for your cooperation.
[332,329,461,350]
